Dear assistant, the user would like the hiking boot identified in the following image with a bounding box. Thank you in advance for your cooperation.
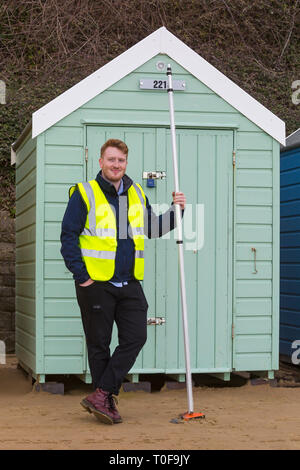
[108,394,123,424]
[80,388,115,425]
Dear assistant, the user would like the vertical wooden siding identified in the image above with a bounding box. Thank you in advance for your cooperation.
[42,54,278,373]
[86,126,160,374]
[15,133,37,371]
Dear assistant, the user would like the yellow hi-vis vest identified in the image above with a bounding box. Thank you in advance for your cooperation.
[69,180,146,281]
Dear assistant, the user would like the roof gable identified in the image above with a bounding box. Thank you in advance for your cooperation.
[281,128,300,151]
[286,127,300,150]
[32,26,285,145]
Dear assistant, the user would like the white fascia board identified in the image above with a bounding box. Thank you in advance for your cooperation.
[32,28,166,138]
[11,146,16,165]
[161,29,285,145]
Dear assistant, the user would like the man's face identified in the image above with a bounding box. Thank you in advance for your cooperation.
[99,146,128,183]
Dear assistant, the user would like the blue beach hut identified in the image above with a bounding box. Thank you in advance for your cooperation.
[280,128,300,362]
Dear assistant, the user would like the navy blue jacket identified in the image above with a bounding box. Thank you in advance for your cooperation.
[60,171,181,284]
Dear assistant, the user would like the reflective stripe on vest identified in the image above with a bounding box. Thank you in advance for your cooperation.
[71,180,146,281]
[128,182,146,279]
[80,249,115,259]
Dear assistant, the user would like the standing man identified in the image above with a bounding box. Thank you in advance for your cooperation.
[61,138,185,425]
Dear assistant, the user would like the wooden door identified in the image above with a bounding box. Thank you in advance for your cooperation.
[86,126,233,375]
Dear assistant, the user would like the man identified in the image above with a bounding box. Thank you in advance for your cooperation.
[60,138,186,425]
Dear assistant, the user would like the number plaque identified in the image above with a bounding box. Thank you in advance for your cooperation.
[139,79,186,91]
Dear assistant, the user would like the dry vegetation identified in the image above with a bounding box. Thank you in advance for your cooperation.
[0,0,299,215]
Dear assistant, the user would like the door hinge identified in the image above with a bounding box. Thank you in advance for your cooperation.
[232,151,236,167]
[232,324,235,339]
[85,147,88,162]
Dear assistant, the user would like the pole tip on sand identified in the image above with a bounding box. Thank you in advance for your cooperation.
[170,411,205,423]
[181,411,205,421]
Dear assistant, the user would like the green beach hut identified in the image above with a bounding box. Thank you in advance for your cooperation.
[11,27,285,385]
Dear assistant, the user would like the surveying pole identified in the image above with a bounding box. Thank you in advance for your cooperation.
[167,64,205,421]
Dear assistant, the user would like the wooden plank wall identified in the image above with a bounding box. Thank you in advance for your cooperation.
[280,146,300,360]
[234,134,278,371]
[43,130,85,373]
[15,133,37,370]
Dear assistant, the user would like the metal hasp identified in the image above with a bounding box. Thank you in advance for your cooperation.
[147,317,166,326]
[143,171,166,188]
[142,171,166,179]
[166,64,205,419]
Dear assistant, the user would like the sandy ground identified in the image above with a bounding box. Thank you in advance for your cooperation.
[1,355,300,450]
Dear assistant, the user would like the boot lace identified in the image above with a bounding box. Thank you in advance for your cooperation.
[95,388,117,409]
[108,393,118,411]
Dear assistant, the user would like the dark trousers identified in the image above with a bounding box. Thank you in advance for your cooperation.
[75,280,148,395]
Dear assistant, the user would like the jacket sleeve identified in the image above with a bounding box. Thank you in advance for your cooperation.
[144,195,184,239]
[60,189,90,284]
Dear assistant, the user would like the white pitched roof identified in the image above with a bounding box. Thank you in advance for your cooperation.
[32,26,285,145]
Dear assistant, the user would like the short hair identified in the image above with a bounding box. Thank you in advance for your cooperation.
[100,139,128,158]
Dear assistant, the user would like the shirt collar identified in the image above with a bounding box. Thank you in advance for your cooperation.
[117,178,124,195]
[96,170,132,195]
